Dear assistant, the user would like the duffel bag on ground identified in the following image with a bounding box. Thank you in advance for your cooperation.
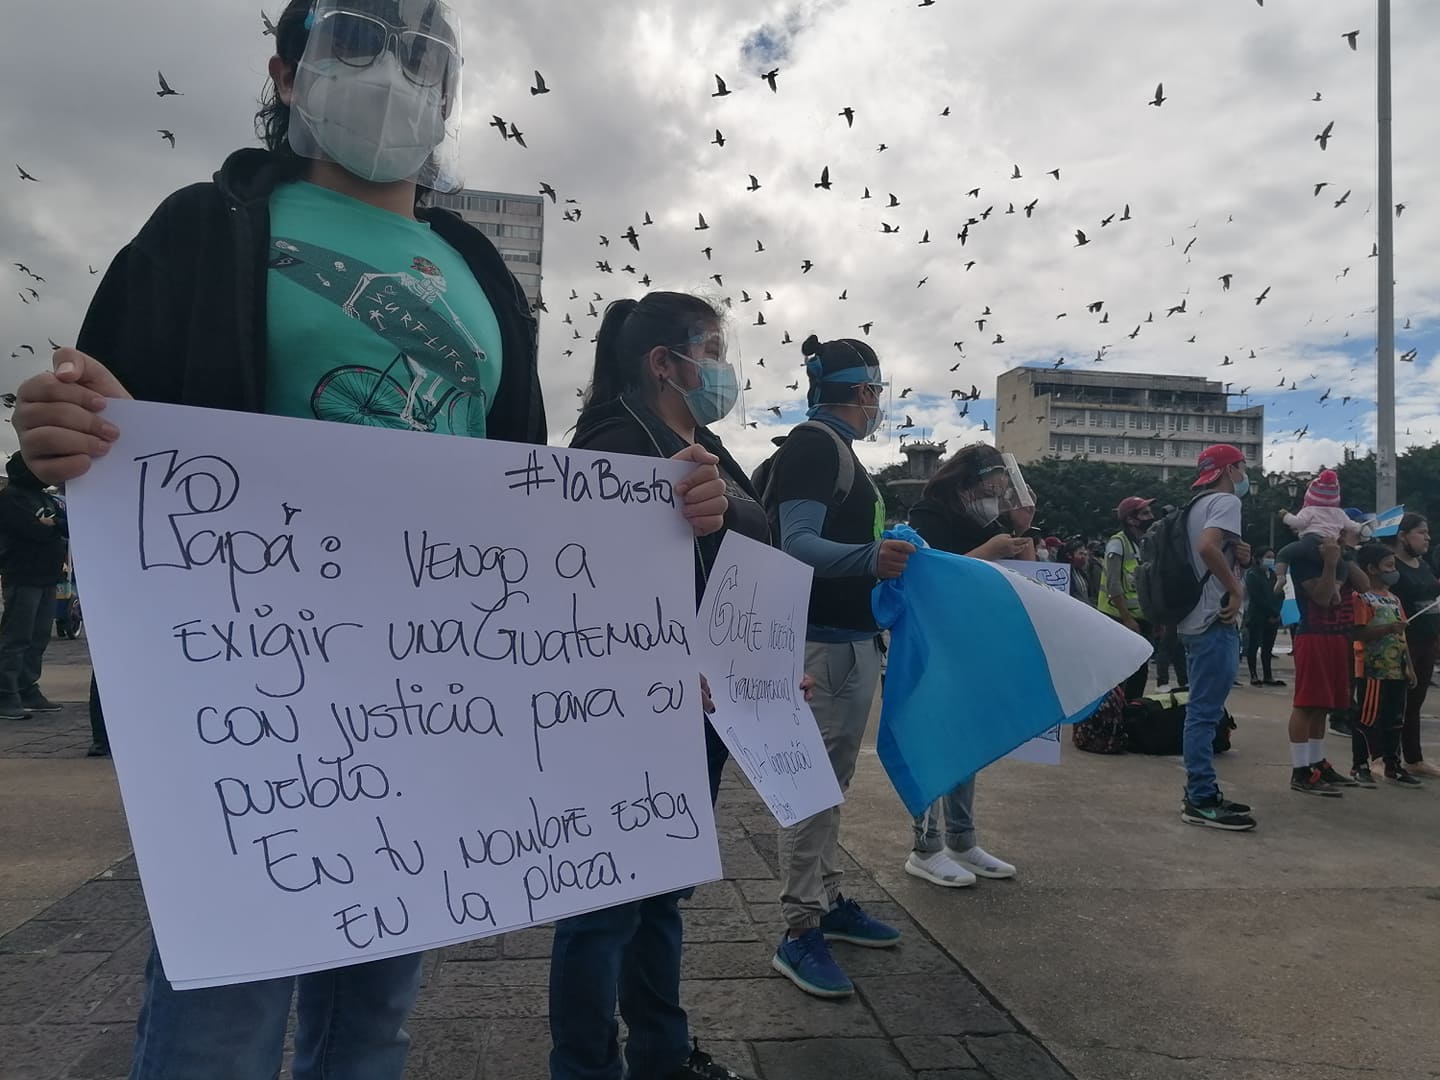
[1124,691,1236,755]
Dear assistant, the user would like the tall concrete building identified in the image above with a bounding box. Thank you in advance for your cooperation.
[995,367,1264,481]
[425,188,544,308]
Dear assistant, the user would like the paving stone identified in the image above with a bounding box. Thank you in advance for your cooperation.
[67,1023,137,1079]
[498,925,554,959]
[0,952,110,1025]
[679,978,882,1040]
[471,1017,551,1080]
[895,1034,980,1071]
[39,971,135,1023]
[680,940,774,980]
[856,973,1014,1038]
[681,879,743,908]
[441,937,501,962]
[916,1071,986,1079]
[680,908,761,943]
[434,958,551,986]
[752,1037,912,1080]
[409,983,549,1019]
[405,1017,484,1080]
[0,920,73,954]
[826,933,954,976]
[686,1039,756,1077]
[94,854,141,880]
[88,927,153,973]
[717,835,774,879]
[0,1022,105,1080]
[37,880,148,923]
[964,1034,1073,1080]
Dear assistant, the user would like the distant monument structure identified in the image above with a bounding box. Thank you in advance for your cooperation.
[889,438,946,518]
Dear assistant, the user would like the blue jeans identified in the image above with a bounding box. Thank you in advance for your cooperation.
[549,892,689,1080]
[1179,622,1239,803]
[130,940,424,1080]
[911,778,976,853]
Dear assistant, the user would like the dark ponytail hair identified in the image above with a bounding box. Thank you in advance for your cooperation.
[255,0,315,159]
[582,291,723,413]
[802,333,880,406]
[922,442,1004,505]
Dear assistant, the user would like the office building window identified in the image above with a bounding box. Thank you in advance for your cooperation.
[467,196,501,212]
[505,200,542,216]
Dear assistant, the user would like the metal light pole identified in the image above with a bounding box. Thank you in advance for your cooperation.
[1376,0,1398,510]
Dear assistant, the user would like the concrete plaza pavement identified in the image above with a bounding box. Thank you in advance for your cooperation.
[2,639,1438,1079]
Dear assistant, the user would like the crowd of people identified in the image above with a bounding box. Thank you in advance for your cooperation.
[2,3,1434,1078]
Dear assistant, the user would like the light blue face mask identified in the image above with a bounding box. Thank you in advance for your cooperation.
[1263,558,1276,570]
[1233,474,1251,499]
[668,352,738,426]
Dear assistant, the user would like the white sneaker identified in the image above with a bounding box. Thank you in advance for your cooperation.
[1154,684,1173,695]
[947,845,1016,879]
[904,850,976,888]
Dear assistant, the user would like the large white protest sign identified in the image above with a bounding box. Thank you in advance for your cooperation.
[997,560,1073,766]
[66,400,721,988]
[695,532,842,827]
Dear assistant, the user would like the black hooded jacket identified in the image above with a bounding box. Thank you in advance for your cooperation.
[0,455,68,587]
[76,148,545,444]
[571,396,769,602]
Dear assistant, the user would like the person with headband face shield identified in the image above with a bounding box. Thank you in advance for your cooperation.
[899,444,1034,891]
[752,334,912,1000]
[6,2,732,1075]
[563,292,770,1080]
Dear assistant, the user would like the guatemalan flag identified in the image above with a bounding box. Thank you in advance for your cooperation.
[873,525,1154,816]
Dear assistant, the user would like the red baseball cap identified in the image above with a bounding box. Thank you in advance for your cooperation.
[1116,496,1155,520]
[1193,444,1245,488]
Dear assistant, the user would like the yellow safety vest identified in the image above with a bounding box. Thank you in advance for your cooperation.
[1097,531,1140,619]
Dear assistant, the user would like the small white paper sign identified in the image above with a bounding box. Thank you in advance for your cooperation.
[695,532,843,826]
[66,400,722,988]
[997,560,1073,765]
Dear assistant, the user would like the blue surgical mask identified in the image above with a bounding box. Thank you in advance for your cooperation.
[1233,475,1251,499]
[1263,558,1276,570]
[668,353,739,426]
[1380,570,1400,586]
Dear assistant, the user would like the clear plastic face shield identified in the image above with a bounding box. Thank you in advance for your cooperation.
[666,322,739,427]
[960,453,1035,528]
[289,0,464,192]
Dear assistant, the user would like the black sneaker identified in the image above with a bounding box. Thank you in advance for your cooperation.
[1250,678,1264,687]
[1181,795,1256,831]
[1328,715,1354,738]
[19,692,62,713]
[665,1040,754,1080]
[1316,760,1360,787]
[1349,765,1377,787]
[86,742,111,759]
[1384,766,1423,788]
[1263,679,1287,687]
[1216,791,1252,814]
[0,697,30,721]
[1290,767,1342,797]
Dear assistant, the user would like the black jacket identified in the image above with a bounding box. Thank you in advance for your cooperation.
[0,455,68,587]
[907,496,994,557]
[570,396,768,602]
[76,149,545,444]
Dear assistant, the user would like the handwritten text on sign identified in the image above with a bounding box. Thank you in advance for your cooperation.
[997,561,1072,766]
[696,533,843,826]
[66,401,721,989]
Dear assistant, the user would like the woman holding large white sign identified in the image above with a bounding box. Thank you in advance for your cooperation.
[553,293,769,1080]
[10,3,729,1077]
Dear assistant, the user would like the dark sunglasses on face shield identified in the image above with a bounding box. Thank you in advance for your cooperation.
[313,9,458,87]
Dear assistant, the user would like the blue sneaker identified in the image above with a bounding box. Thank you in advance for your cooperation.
[818,894,902,948]
[772,929,853,998]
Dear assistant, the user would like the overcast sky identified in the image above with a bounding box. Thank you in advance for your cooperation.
[3,0,1438,480]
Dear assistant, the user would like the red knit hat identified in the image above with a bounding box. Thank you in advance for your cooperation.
[1305,469,1342,508]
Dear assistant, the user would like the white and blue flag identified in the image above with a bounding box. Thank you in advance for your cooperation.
[873,525,1153,816]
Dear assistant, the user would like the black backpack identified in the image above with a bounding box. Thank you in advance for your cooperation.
[1123,691,1236,755]
[1135,493,1215,625]
[752,421,856,538]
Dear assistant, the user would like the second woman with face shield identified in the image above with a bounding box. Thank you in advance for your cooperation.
[556,292,769,1080]
[900,444,1031,888]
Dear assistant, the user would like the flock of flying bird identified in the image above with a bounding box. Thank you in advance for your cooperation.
[5,8,1431,454]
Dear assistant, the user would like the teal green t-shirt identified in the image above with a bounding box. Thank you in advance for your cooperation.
[265,181,502,438]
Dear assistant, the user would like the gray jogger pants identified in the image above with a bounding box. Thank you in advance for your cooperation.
[778,638,881,929]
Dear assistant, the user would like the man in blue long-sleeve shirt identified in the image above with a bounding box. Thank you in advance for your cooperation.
[760,334,913,1000]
